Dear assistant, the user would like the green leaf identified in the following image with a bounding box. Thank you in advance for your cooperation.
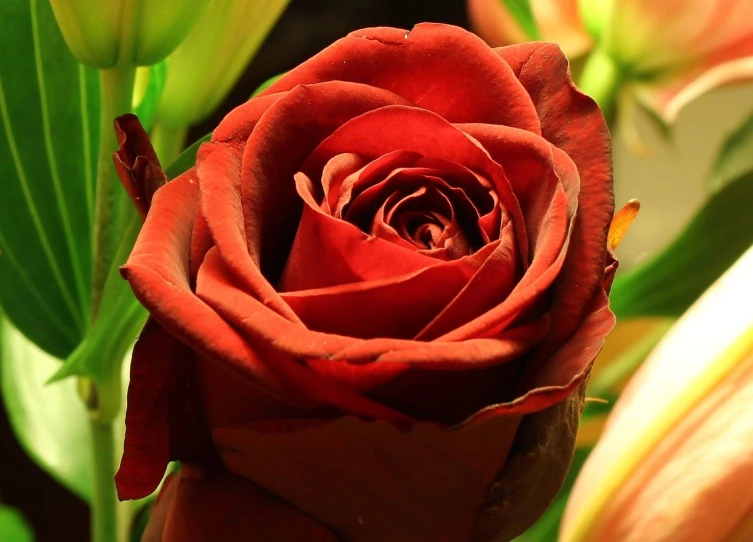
[500,0,541,40]
[708,110,753,193]
[0,316,93,502]
[0,0,99,358]
[610,171,753,319]
[51,211,146,417]
[0,506,34,542]
[166,132,211,178]
[133,61,168,133]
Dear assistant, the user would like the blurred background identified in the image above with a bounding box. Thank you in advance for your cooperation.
[2,0,752,540]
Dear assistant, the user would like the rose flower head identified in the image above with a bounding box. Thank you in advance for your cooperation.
[115,23,615,542]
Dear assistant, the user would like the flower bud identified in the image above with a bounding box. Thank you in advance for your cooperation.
[49,0,211,68]
[561,244,753,542]
[155,0,290,130]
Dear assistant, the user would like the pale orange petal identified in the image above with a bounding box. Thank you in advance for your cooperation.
[467,0,528,47]
[562,245,753,542]
[531,0,592,57]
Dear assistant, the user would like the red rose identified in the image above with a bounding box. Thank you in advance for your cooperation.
[116,23,615,542]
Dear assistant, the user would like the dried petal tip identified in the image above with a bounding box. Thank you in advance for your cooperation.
[112,114,168,220]
[607,199,640,251]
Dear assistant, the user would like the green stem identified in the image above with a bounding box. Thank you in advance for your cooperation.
[150,120,188,167]
[80,369,128,542]
[91,67,136,318]
[577,47,623,120]
[90,416,118,542]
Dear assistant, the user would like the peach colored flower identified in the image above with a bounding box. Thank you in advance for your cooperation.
[561,244,753,542]
[467,0,592,58]
[468,0,753,123]
[604,0,753,123]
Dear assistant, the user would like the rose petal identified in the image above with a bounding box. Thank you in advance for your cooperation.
[280,255,478,339]
[153,471,337,542]
[125,176,411,426]
[306,105,528,261]
[279,184,439,292]
[197,141,302,323]
[116,319,196,500]
[240,81,414,282]
[262,23,541,132]
[497,42,613,356]
[194,248,414,422]
[214,412,523,542]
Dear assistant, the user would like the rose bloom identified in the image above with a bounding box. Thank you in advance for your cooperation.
[115,24,615,542]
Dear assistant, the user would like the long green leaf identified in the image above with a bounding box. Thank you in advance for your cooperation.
[0,506,34,542]
[0,0,99,357]
[0,316,93,501]
[53,212,146,388]
[708,110,753,193]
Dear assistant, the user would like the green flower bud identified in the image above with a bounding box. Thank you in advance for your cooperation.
[49,0,211,68]
[156,0,290,129]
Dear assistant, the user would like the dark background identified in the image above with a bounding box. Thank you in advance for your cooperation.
[0,1,469,541]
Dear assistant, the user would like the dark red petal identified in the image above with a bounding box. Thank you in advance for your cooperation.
[305,104,528,261]
[262,23,541,131]
[214,411,524,542]
[210,92,285,144]
[498,42,614,353]
[474,381,589,540]
[417,124,580,339]
[152,471,337,542]
[240,81,413,282]
[115,320,182,500]
[456,123,580,253]
[194,248,414,422]
[122,176,322,411]
[113,114,167,219]
[468,289,613,415]
[279,188,438,292]
[196,141,301,323]
[281,258,475,339]
[415,220,521,340]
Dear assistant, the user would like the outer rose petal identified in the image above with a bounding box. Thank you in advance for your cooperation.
[497,42,613,366]
[262,23,542,132]
[144,471,337,542]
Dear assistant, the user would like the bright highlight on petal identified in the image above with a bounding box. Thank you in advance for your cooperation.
[562,244,753,542]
